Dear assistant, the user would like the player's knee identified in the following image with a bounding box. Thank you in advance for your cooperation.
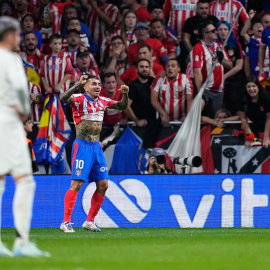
[15,174,36,190]
[98,180,108,193]
[70,180,84,192]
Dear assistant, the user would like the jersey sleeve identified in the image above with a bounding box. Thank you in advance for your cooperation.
[192,44,203,68]
[185,75,194,95]
[71,93,83,103]
[39,59,45,77]
[64,55,74,74]
[151,76,161,93]
[163,0,171,19]
[234,41,244,60]
[156,39,168,58]
[120,67,131,82]
[238,2,249,22]
[7,55,31,114]
[183,18,192,34]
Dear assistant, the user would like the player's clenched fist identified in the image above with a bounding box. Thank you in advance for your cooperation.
[79,75,90,85]
[119,85,129,94]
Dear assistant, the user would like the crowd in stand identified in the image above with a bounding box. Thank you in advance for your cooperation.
[2,0,270,164]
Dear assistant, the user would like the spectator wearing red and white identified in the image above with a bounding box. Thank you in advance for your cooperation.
[86,0,120,46]
[62,17,100,54]
[60,4,91,39]
[40,34,73,95]
[64,29,99,71]
[150,18,177,59]
[128,22,169,67]
[151,58,193,125]
[124,0,152,22]
[28,81,43,122]
[48,0,73,34]
[13,0,30,21]
[103,36,127,76]
[191,21,232,118]
[71,49,100,85]
[113,9,137,50]
[119,44,164,84]
[100,72,127,126]
[163,0,198,41]
[209,0,248,39]
[21,31,44,74]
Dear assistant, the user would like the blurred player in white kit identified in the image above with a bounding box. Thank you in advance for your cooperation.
[0,16,50,257]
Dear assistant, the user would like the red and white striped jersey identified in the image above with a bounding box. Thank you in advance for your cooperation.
[191,41,230,92]
[40,51,73,94]
[28,82,43,122]
[86,3,119,46]
[70,94,114,124]
[163,0,198,40]
[209,0,248,38]
[151,73,194,121]
[49,1,72,34]
[21,50,45,74]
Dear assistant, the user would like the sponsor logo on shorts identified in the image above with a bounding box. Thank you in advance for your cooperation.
[76,169,82,176]
[100,167,108,172]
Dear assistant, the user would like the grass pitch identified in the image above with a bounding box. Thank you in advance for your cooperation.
[1,228,270,270]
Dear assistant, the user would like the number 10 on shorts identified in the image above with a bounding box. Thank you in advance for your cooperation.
[75,159,84,169]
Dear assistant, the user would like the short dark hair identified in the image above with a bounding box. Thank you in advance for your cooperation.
[138,44,152,52]
[111,35,124,44]
[21,13,34,26]
[24,31,37,40]
[251,19,263,29]
[197,0,210,5]
[102,72,116,82]
[167,58,180,67]
[64,4,77,12]
[136,58,151,68]
[105,26,118,35]
[150,18,164,27]
[68,17,80,24]
[198,20,214,39]
[49,33,62,43]
[150,5,163,12]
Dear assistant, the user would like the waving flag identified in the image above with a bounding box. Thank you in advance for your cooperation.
[33,94,72,174]
[110,127,147,174]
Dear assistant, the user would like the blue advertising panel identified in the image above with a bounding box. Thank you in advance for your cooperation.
[2,174,270,228]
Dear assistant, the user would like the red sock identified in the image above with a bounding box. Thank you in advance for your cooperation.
[63,189,78,222]
[87,191,105,221]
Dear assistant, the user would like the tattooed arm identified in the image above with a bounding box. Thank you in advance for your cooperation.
[111,85,129,110]
[60,75,89,104]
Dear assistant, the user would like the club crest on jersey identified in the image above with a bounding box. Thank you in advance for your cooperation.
[76,169,82,176]
[228,49,234,57]
[195,55,199,62]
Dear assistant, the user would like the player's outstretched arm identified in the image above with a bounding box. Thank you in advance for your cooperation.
[60,75,89,104]
[111,85,129,110]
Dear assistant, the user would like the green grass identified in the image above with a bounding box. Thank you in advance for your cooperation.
[1,228,270,270]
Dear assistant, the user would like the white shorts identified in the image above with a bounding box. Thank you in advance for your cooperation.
[0,113,32,178]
